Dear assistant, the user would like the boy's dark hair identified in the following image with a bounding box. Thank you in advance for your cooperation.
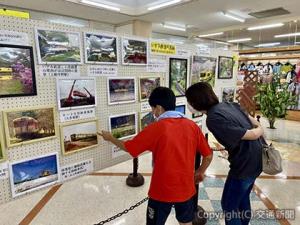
[185,82,219,111]
[149,87,176,111]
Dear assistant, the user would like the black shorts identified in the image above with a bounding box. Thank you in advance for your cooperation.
[146,197,194,225]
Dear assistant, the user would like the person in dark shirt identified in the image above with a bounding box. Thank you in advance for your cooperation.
[185,82,264,225]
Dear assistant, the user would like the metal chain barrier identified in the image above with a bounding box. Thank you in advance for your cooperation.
[94,197,149,225]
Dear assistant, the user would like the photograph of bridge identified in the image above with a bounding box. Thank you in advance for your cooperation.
[61,120,98,154]
[9,153,59,197]
[0,44,36,98]
[85,32,118,64]
[57,78,96,110]
[191,56,217,87]
[169,58,188,97]
[35,29,82,64]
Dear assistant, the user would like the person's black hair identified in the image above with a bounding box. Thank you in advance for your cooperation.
[185,82,219,111]
[149,87,176,111]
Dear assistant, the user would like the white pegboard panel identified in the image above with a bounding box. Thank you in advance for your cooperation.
[0,16,237,205]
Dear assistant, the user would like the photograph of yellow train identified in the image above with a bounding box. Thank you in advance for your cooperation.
[3,107,56,147]
[0,44,37,98]
[61,120,98,155]
[191,56,217,87]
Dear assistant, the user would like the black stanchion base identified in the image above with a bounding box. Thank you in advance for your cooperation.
[193,205,207,225]
[126,173,145,187]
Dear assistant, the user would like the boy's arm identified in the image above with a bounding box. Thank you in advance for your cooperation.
[98,131,127,152]
[195,154,213,184]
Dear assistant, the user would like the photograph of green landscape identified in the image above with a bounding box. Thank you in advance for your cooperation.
[109,113,137,139]
[36,29,82,64]
[169,58,188,97]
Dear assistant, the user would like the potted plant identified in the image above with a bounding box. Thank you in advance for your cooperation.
[255,75,297,129]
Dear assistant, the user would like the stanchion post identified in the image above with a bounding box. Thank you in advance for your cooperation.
[192,133,208,225]
[126,157,145,187]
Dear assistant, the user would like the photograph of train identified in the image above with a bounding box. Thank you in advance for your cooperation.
[109,113,137,139]
[139,111,155,131]
[169,58,188,97]
[222,87,235,103]
[0,44,36,98]
[108,78,136,104]
[139,77,160,101]
[85,32,118,64]
[57,78,96,110]
[61,120,98,154]
[191,56,217,87]
[35,29,82,64]
[9,153,59,198]
[3,107,56,147]
[218,56,233,79]
[122,38,148,65]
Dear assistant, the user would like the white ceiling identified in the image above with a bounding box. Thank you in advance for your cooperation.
[1,0,300,47]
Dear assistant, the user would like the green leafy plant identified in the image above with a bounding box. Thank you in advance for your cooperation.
[255,75,297,129]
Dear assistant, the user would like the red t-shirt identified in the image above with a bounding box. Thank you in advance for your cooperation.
[124,118,212,203]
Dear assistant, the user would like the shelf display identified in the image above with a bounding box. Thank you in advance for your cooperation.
[35,28,82,64]
[9,153,60,198]
[191,56,217,87]
[222,87,235,103]
[107,77,136,105]
[218,56,233,79]
[3,107,57,147]
[60,120,98,155]
[84,32,118,64]
[122,37,148,65]
[56,78,97,110]
[0,44,37,98]
[139,111,155,131]
[109,113,137,139]
[139,77,160,101]
[169,58,188,97]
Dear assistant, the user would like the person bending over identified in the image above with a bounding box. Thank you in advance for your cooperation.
[98,87,213,225]
[185,82,264,225]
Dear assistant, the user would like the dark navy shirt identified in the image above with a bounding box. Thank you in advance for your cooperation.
[206,102,262,179]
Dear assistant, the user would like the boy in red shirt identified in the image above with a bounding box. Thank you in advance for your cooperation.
[98,87,213,225]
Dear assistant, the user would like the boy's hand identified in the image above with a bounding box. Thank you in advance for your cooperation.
[195,171,205,184]
[97,131,114,142]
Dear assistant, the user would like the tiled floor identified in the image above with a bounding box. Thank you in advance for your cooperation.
[0,118,299,225]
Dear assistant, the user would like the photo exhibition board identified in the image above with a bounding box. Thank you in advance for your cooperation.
[0,15,237,204]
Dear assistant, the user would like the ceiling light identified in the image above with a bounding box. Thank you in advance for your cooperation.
[228,38,252,43]
[148,0,181,11]
[216,41,231,45]
[198,32,224,38]
[80,0,120,12]
[247,23,284,30]
[223,12,245,23]
[255,42,281,47]
[274,32,300,38]
[162,23,186,31]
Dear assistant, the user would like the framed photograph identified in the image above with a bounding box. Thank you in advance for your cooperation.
[107,77,136,105]
[109,113,137,140]
[56,78,97,111]
[191,56,217,87]
[139,77,160,101]
[169,58,188,97]
[60,120,98,155]
[0,133,6,162]
[175,104,186,115]
[84,32,118,64]
[3,107,57,148]
[139,111,155,131]
[122,37,148,65]
[218,56,233,79]
[192,112,204,119]
[222,87,235,103]
[35,28,82,64]
[0,44,37,98]
[9,152,60,198]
